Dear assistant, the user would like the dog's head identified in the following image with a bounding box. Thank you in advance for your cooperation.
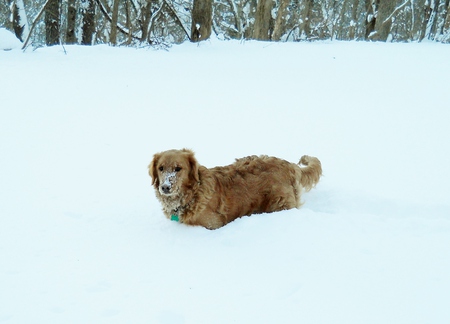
[148,149,200,197]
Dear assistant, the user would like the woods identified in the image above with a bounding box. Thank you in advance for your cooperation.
[1,0,450,48]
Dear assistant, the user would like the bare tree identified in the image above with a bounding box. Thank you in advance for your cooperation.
[81,0,95,45]
[139,0,153,42]
[66,0,76,43]
[349,0,360,39]
[419,0,441,40]
[9,0,30,42]
[110,0,120,44]
[365,0,378,39]
[253,0,273,40]
[300,0,314,39]
[437,0,450,39]
[45,0,60,45]
[213,0,253,39]
[272,0,289,41]
[372,0,397,41]
[442,1,450,41]
[9,0,450,46]
[191,0,212,41]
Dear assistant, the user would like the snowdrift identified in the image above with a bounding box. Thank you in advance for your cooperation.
[1,40,450,324]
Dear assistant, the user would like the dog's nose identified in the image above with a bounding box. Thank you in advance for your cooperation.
[161,184,171,194]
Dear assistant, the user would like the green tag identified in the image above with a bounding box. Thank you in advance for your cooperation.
[171,215,179,222]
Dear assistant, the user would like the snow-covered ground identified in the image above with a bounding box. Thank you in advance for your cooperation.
[1,32,450,323]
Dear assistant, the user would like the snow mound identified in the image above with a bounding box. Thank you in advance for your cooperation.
[0,28,22,50]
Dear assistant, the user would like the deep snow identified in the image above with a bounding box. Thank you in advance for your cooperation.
[1,33,450,323]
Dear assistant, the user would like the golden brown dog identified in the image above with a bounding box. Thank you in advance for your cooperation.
[148,149,322,230]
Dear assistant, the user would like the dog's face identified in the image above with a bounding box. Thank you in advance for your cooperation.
[149,149,199,197]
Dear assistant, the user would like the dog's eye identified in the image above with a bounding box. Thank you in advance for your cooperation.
[174,166,182,172]
[158,166,164,171]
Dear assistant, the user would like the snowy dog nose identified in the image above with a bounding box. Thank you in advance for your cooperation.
[160,171,176,195]
[161,184,171,194]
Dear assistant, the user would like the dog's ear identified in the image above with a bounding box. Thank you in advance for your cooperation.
[186,150,200,183]
[148,153,160,186]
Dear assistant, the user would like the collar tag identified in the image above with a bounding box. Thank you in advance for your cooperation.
[171,215,179,222]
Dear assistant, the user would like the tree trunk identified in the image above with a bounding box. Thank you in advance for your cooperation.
[140,0,153,42]
[419,0,433,40]
[253,0,273,40]
[437,0,450,36]
[66,0,76,44]
[191,0,212,42]
[45,0,60,46]
[420,0,440,41]
[9,0,30,42]
[372,0,397,41]
[110,0,120,45]
[365,0,378,39]
[272,0,289,41]
[443,1,450,38]
[125,0,132,44]
[300,0,314,40]
[81,0,95,45]
[349,0,360,39]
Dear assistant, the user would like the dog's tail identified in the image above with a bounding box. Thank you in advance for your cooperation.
[298,155,322,191]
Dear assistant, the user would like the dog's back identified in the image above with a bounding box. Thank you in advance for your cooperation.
[201,155,321,224]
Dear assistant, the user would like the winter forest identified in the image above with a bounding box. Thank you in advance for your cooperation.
[2,0,450,49]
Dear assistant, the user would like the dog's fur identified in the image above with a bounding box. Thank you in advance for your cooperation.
[148,149,322,230]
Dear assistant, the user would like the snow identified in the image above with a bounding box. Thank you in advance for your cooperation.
[1,39,450,323]
[161,172,177,192]
[0,28,22,50]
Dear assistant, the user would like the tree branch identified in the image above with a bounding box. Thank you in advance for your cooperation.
[162,0,191,41]
[383,0,410,25]
[93,0,140,40]
[147,2,167,42]
[21,0,52,50]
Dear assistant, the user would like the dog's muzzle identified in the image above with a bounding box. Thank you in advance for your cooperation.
[160,172,176,195]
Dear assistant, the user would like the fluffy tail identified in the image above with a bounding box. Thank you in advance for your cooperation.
[298,155,322,191]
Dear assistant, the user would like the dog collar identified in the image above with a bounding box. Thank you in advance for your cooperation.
[171,214,179,222]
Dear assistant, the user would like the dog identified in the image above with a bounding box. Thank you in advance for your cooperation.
[148,149,322,230]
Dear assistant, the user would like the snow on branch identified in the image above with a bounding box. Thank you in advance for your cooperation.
[21,0,52,50]
[162,0,191,41]
[383,0,411,25]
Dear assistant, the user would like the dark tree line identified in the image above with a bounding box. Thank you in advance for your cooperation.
[1,0,449,48]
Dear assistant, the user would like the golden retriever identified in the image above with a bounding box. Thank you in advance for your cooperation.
[148,149,322,229]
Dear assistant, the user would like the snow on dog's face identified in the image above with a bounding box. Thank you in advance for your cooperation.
[148,149,199,197]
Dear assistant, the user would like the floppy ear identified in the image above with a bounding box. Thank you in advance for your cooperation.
[186,150,200,183]
[148,153,160,186]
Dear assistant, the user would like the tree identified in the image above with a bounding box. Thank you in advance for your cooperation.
[442,1,450,41]
[110,0,120,45]
[5,0,450,46]
[139,0,153,43]
[349,0,361,39]
[419,0,441,41]
[372,0,397,41]
[365,0,378,39]
[81,0,95,45]
[45,0,60,45]
[300,0,314,40]
[66,0,76,44]
[212,0,254,40]
[437,0,450,40]
[253,0,273,40]
[9,0,30,42]
[191,0,212,41]
[272,0,289,41]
